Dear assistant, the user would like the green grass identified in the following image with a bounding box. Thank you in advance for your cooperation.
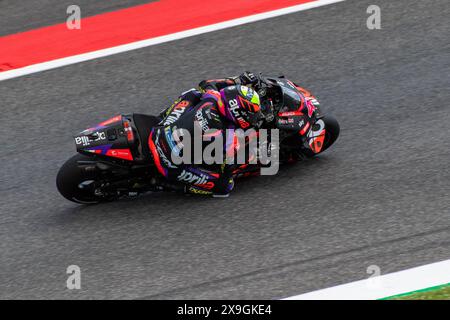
[381,283,450,300]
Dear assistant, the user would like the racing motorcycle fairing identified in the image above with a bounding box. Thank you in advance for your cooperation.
[264,77,325,154]
[73,115,137,161]
[306,118,326,154]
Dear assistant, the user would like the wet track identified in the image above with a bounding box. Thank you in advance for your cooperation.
[1,0,449,299]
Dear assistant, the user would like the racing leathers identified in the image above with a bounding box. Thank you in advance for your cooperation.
[149,74,257,197]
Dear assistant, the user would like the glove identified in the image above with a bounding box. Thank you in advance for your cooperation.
[239,71,259,86]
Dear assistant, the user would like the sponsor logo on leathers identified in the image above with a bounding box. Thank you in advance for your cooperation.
[177,169,209,185]
[195,109,210,132]
[163,101,189,125]
[75,131,106,146]
[154,129,176,169]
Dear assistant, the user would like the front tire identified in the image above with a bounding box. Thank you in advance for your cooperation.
[318,114,340,153]
[56,154,102,204]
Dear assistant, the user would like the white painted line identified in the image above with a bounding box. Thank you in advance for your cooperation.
[284,259,450,300]
[0,0,345,82]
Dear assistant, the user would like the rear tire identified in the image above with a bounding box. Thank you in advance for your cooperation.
[56,154,102,204]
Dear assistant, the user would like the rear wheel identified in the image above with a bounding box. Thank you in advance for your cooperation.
[56,154,103,204]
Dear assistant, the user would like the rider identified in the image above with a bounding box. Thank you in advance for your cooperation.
[148,72,263,197]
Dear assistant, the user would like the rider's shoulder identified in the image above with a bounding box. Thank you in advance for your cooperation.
[201,89,222,102]
[194,102,225,129]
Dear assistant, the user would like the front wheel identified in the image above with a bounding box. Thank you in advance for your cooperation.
[56,154,103,204]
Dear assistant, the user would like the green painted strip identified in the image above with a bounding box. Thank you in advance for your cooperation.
[379,283,450,300]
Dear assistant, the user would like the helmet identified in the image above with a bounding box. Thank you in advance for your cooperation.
[220,85,262,129]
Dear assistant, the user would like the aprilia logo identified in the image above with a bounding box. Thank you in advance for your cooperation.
[177,170,208,185]
[195,110,210,132]
[228,99,250,128]
[75,131,106,146]
[163,105,188,126]
[75,136,90,146]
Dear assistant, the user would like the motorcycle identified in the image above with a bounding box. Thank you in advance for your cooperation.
[56,76,340,203]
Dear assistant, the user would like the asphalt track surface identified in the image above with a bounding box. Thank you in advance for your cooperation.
[1,0,449,299]
[0,0,153,37]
